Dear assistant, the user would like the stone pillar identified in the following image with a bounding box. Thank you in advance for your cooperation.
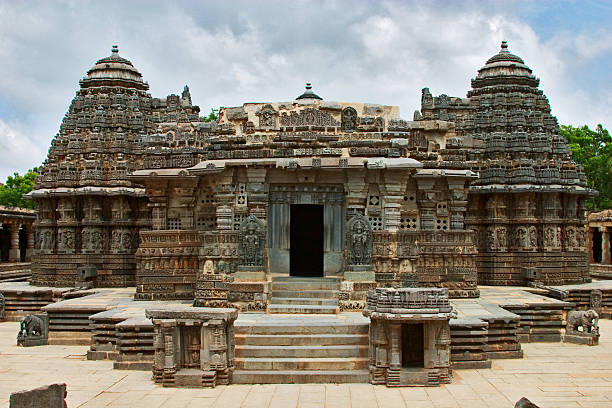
[8,220,21,262]
[588,228,595,263]
[162,320,177,385]
[345,169,367,216]
[382,172,403,232]
[602,227,611,265]
[25,221,35,262]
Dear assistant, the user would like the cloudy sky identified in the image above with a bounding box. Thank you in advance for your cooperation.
[0,0,611,182]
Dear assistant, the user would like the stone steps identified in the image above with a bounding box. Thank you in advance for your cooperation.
[235,357,369,371]
[270,297,338,306]
[235,345,368,358]
[235,323,369,335]
[232,369,370,384]
[235,333,368,346]
[267,304,339,314]
[268,276,340,314]
[233,313,370,384]
[270,290,338,299]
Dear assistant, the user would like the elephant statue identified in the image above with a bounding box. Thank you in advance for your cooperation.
[17,314,45,344]
[566,309,599,336]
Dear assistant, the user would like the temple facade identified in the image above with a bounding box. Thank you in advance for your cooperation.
[27,42,593,308]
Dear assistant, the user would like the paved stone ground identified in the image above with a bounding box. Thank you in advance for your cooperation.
[1,320,612,407]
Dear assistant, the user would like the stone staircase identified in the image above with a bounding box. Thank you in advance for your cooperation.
[268,276,340,314]
[233,315,370,384]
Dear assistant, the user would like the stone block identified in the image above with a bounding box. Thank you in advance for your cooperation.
[9,383,67,408]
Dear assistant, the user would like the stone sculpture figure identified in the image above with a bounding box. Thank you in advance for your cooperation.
[341,107,358,132]
[255,104,277,129]
[238,215,265,268]
[566,309,599,336]
[590,290,603,316]
[346,214,372,266]
[17,314,47,346]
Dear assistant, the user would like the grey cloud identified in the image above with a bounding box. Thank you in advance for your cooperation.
[0,0,610,182]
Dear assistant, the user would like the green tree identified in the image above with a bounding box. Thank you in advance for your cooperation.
[560,124,612,210]
[0,168,38,209]
[200,107,221,122]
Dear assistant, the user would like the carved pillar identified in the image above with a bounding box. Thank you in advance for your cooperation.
[25,221,35,262]
[8,220,20,262]
[382,172,402,232]
[588,228,595,263]
[162,320,177,385]
[215,173,235,230]
[246,168,268,221]
[345,169,367,216]
[602,227,611,265]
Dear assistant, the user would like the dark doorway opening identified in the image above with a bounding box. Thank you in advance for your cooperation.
[290,204,324,277]
[401,323,424,367]
[19,227,27,262]
[0,224,10,262]
[593,230,602,263]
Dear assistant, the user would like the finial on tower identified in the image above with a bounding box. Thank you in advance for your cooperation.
[112,45,119,54]
[501,41,508,51]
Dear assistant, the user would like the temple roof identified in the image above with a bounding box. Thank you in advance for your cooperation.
[80,45,149,91]
[471,41,537,90]
[295,83,323,100]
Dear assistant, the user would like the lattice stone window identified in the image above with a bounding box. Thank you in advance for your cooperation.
[236,183,247,206]
[233,213,247,231]
[400,217,419,230]
[167,217,182,230]
[436,202,448,217]
[403,194,416,203]
[435,218,448,231]
[368,216,383,231]
[196,215,216,230]
[199,192,215,205]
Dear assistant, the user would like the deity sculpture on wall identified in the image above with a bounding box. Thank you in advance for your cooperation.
[255,104,278,129]
[238,215,265,267]
[346,214,373,265]
[341,107,358,132]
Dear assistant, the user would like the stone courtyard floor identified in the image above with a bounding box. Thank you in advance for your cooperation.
[0,320,611,408]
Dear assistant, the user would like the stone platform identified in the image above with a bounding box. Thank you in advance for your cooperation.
[1,319,612,407]
[547,280,612,318]
[0,262,32,283]
[0,282,74,321]
[3,282,610,385]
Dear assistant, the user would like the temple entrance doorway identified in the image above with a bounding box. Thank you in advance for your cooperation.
[290,204,324,277]
[401,323,424,367]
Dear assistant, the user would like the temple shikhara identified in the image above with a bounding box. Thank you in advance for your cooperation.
[4,41,604,388]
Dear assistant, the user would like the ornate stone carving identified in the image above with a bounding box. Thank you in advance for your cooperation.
[17,313,48,347]
[57,228,75,252]
[341,107,357,132]
[566,309,599,336]
[238,215,265,268]
[280,107,340,127]
[590,290,603,316]
[255,104,278,129]
[364,288,453,386]
[346,214,372,266]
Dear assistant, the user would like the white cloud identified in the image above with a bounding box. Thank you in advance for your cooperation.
[0,1,610,182]
[0,120,44,181]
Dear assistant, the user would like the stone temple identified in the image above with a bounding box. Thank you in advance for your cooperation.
[26,42,593,313]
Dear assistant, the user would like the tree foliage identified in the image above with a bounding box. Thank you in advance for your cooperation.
[560,124,612,210]
[0,169,37,209]
[200,107,221,122]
